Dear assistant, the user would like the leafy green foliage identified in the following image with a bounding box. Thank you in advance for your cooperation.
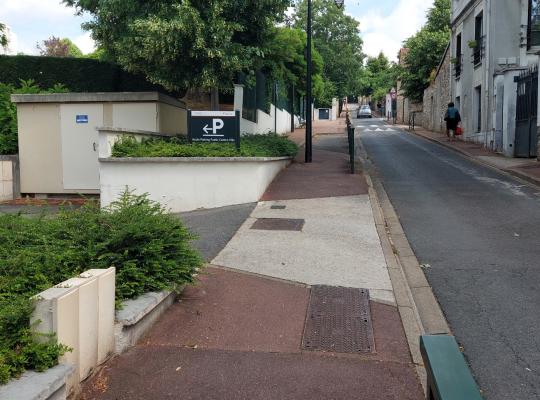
[63,0,290,92]
[400,0,451,102]
[112,134,299,158]
[0,192,202,383]
[0,23,7,49]
[37,37,84,58]
[0,55,176,94]
[362,53,399,102]
[293,0,365,100]
[0,80,68,155]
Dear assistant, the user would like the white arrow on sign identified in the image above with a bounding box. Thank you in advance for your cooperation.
[203,118,225,136]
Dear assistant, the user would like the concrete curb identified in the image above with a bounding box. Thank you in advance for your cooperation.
[409,129,540,189]
[357,134,451,394]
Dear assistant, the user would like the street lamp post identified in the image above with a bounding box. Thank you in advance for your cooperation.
[305,0,344,163]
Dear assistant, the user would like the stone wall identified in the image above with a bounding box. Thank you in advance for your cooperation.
[422,48,451,133]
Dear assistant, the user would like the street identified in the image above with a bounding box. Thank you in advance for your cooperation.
[358,118,540,400]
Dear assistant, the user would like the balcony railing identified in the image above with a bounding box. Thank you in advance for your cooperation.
[472,36,485,66]
[454,55,462,79]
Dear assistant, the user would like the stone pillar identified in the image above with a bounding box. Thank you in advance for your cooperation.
[234,84,244,114]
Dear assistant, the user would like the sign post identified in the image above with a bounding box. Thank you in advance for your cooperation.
[188,110,241,150]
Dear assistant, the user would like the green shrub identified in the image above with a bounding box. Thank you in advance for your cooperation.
[0,55,179,95]
[0,79,69,155]
[112,134,299,158]
[0,191,202,384]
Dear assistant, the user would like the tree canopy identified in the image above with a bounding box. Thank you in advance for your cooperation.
[362,52,399,102]
[292,0,365,100]
[0,23,8,50]
[63,0,290,92]
[37,37,84,58]
[400,0,451,102]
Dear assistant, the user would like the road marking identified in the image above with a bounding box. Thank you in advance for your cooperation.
[375,128,384,131]
[385,128,396,132]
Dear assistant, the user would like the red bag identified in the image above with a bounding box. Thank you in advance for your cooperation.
[455,126,463,136]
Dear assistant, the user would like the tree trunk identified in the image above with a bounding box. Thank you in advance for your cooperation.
[210,87,220,111]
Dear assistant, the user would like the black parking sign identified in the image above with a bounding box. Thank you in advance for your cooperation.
[188,110,240,149]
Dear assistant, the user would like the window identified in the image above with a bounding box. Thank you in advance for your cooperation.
[528,0,540,48]
[475,86,482,132]
[455,96,461,111]
[473,12,484,66]
[455,33,462,79]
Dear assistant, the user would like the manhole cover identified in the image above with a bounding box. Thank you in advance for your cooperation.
[302,286,375,354]
[250,218,304,231]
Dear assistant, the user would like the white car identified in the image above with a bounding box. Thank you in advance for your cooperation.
[357,105,372,118]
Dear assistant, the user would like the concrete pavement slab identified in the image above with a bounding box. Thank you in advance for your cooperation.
[212,196,394,304]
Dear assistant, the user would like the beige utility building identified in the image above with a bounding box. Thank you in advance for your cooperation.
[11,92,187,196]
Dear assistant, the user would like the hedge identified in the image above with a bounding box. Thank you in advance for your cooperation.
[0,55,182,96]
[0,191,203,384]
[111,134,299,158]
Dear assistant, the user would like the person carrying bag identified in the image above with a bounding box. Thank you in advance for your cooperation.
[444,102,462,142]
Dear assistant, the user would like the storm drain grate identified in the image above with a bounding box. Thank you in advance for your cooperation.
[302,286,375,354]
[250,218,304,231]
[270,205,287,210]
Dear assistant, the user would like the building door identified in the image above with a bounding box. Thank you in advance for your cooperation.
[60,104,103,190]
[515,67,538,158]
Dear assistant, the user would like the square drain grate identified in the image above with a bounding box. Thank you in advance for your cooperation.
[302,286,375,354]
[250,218,305,231]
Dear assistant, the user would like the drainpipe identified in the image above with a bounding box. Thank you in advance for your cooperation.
[485,0,492,149]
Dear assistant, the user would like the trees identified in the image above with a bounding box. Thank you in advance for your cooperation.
[400,0,451,102]
[0,23,8,50]
[363,52,399,102]
[293,0,365,100]
[63,0,290,105]
[37,37,84,58]
[264,27,332,106]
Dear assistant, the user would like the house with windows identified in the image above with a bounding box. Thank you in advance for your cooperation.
[451,0,540,158]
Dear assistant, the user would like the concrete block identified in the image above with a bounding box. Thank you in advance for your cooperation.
[86,269,116,364]
[400,255,430,288]
[410,287,450,335]
[0,364,75,400]
[62,277,99,381]
[31,268,116,390]
[2,160,13,181]
[115,291,178,354]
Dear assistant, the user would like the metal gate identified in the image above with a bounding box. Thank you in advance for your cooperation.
[515,66,538,157]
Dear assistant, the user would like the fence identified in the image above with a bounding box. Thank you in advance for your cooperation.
[346,113,355,174]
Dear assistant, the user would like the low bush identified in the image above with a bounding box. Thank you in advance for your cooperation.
[0,79,69,155]
[111,134,299,158]
[0,191,202,384]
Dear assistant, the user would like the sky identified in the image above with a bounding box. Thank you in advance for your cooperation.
[0,0,434,61]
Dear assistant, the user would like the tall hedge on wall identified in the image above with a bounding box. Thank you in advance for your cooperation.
[0,55,182,96]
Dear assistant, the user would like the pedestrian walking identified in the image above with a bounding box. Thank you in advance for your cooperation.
[444,102,461,142]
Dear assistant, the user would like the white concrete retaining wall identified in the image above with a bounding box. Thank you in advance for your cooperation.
[31,268,116,391]
[240,105,296,135]
[100,157,291,213]
[0,156,18,201]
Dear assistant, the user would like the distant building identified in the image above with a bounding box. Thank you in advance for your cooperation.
[450,0,540,158]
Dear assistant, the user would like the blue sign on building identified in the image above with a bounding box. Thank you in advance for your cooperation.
[76,115,89,124]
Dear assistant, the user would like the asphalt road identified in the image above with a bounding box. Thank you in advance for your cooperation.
[357,118,540,400]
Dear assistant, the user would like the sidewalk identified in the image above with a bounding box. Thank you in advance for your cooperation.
[406,125,540,186]
[80,123,423,400]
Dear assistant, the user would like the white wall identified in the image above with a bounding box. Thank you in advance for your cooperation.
[0,159,14,201]
[240,105,295,135]
[100,158,291,213]
[31,268,116,391]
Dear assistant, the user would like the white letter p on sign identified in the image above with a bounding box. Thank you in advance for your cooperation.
[213,119,224,133]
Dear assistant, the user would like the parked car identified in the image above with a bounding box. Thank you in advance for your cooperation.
[357,105,372,118]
